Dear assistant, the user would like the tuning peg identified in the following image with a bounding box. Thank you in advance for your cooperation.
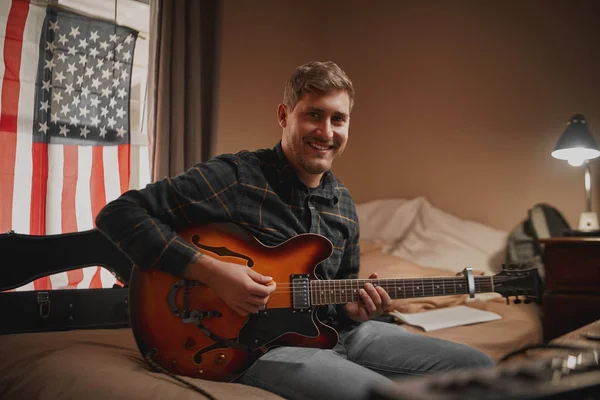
[513,296,522,304]
[524,297,531,304]
[505,297,510,305]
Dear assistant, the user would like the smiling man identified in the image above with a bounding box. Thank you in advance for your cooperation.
[278,87,350,187]
[96,61,494,400]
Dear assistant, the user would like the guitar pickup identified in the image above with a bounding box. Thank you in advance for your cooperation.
[290,275,310,310]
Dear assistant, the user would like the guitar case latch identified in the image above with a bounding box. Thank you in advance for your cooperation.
[37,291,51,318]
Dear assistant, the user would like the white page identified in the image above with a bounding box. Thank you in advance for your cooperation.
[389,305,502,332]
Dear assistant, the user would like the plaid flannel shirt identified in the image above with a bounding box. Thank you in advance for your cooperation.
[96,141,361,329]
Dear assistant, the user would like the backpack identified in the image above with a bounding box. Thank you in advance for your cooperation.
[504,203,571,282]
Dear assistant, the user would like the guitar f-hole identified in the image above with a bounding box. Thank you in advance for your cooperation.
[191,234,254,267]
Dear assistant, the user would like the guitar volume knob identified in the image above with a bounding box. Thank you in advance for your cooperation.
[215,353,227,365]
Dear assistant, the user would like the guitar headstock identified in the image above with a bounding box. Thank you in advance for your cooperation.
[493,264,543,304]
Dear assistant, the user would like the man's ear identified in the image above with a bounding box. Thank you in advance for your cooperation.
[277,104,288,128]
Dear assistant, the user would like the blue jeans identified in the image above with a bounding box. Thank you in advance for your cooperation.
[237,321,495,400]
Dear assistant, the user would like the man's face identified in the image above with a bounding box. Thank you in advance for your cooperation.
[279,89,350,187]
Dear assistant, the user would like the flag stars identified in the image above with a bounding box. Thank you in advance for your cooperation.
[64,83,75,95]
[80,86,91,98]
[34,20,135,142]
[54,71,66,84]
[101,68,111,80]
[39,100,50,112]
[115,107,126,119]
[45,41,57,52]
[91,78,102,90]
[44,58,56,70]
[69,26,80,38]
[52,91,63,103]
[60,104,70,116]
[69,115,80,125]
[79,106,90,118]
[58,33,68,45]
[38,121,49,134]
[66,63,77,75]
[42,80,52,91]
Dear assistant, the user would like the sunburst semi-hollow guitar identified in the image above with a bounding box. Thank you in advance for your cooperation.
[129,223,542,382]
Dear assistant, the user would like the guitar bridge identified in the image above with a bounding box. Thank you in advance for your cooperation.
[181,309,221,324]
[290,274,310,310]
[167,279,222,321]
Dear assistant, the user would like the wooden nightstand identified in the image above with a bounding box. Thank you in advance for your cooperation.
[540,237,600,341]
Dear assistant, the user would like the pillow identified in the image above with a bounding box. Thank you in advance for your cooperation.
[356,198,422,246]
[356,197,508,276]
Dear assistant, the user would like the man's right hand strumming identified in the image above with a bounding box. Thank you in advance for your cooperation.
[183,255,276,317]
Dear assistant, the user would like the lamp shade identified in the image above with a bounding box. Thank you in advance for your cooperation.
[551,113,600,166]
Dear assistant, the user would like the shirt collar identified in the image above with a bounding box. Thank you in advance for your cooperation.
[273,141,339,204]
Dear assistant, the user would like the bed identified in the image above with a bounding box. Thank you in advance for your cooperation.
[0,197,543,399]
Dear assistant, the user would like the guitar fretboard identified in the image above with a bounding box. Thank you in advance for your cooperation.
[309,276,494,306]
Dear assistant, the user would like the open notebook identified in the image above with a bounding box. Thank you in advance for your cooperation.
[389,305,502,332]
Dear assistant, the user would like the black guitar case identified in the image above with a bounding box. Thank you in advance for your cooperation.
[0,229,134,335]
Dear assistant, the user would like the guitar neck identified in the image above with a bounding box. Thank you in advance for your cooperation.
[310,275,494,306]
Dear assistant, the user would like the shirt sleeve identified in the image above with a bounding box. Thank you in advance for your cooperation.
[95,154,243,277]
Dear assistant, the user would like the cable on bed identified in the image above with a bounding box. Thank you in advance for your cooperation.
[144,351,219,400]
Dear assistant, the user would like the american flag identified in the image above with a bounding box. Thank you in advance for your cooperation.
[0,0,138,290]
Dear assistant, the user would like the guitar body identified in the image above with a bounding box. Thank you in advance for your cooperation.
[129,223,543,382]
[129,223,338,382]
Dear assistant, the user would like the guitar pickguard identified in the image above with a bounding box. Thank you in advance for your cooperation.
[238,308,319,348]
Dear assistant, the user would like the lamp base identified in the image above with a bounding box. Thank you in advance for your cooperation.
[578,212,599,231]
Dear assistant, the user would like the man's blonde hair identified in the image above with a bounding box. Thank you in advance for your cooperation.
[283,61,354,112]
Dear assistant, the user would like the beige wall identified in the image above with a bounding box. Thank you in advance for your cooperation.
[216,0,600,232]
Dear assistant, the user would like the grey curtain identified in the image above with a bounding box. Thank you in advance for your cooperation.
[147,0,221,181]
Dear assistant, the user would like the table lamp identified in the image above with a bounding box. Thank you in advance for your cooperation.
[551,113,600,231]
